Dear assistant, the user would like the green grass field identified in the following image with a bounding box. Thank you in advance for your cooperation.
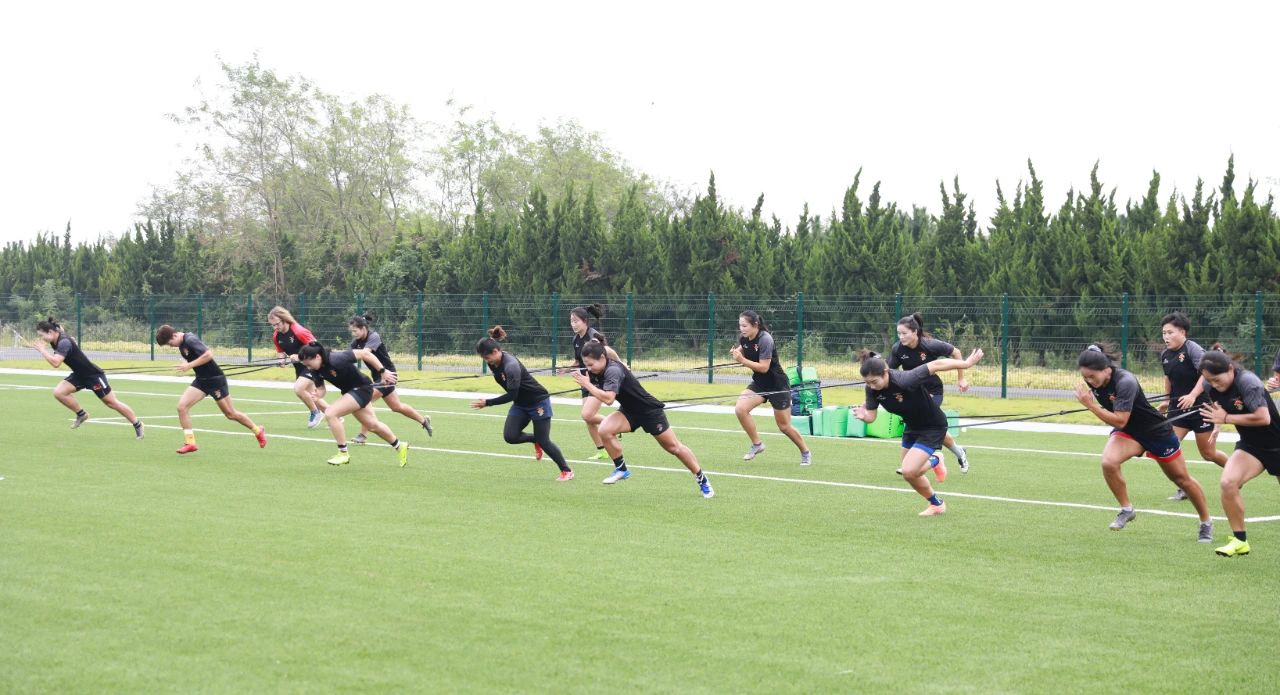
[2,369,1278,693]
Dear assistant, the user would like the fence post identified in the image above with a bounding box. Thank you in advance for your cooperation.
[196,293,204,338]
[894,292,902,323]
[148,296,156,361]
[1256,290,1265,375]
[796,292,805,371]
[298,293,306,325]
[416,292,425,371]
[246,294,254,363]
[625,292,634,368]
[1000,294,1009,399]
[550,292,559,371]
[356,293,364,317]
[75,293,82,343]
[707,292,716,384]
[481,292,490,374]
[1120,292,1130,370]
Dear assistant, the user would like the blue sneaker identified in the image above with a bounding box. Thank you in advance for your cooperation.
[699,478,715,499]
[602,468,630,485]
[307,411,323,429]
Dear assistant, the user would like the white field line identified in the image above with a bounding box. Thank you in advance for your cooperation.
[0,380,1236,469]
[79,418,1276,524]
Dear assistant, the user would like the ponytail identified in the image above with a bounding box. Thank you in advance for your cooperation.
[858,350,888,378]
[740,310,769,333]
[476,325,506,355]
[36,316,61,333]
[897,312,925,338]
[1077,342,1118,370]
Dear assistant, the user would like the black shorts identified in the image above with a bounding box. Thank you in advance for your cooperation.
[747,382,792,410]
[292,362,324,387]
[1170,411,1214,434]
[1235,442,1280,476]
[929,391,944,407]
[368,370,395,397]
[902,426,947,453]
[194,375,230,401]
[621,408,670,436]
[344,387,374,409]
[65,372,111,399]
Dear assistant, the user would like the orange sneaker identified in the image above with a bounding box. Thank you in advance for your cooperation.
[255,427,267,448]
[919,501,947,516]
[176,443,198,455]
[533,442,544,461]
[556,470,574,482]
[930,453,948,483]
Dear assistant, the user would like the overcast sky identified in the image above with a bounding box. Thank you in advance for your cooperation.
[2,0,1276,245]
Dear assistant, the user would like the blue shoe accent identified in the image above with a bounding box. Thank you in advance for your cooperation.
[699,480,714,498]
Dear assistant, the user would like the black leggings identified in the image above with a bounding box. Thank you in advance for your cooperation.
[504,408,570,472]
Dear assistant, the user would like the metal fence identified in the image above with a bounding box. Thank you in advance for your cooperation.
[4,292,1279,397]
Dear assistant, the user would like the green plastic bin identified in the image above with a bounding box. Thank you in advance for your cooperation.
[844,414,867,437]
[944,408,960,437]
[792,415,812,436]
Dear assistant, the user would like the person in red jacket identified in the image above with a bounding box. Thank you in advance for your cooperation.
[268,306,329,428]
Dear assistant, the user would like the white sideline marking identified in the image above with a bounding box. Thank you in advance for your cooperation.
[80,418,1277,524]
[0,380,1244,468]
[95,411,299,422]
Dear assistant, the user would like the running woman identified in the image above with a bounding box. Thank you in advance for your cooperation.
[30,317,143,438]
[1197,351,1280,556]
[564,304,621,460]
[267,306,328,428]
[1075,343,1212,540]
[297,342,409,467]
[573,341,714,498]
[1158,312,1228,501]
[889,313,970,473]
[852,348,983,516]
[347,315,433,445]
[471,326,573,481]
[730,310,812,465]
[155,324,267,454]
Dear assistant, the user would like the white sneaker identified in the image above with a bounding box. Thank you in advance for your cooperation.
[602,468,631,485]
[742,442,766,460]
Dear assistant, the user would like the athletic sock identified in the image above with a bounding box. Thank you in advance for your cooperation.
[389,438,400,448]
[132,420,143,430]
[945,442,963,457]
[927,495,943,506]
[1121,506,1134,513]
[337,443,348,453]
[1234,530,1247,542]
[183,429,196,446]
[612,456,627,472]
[695,470,708,485]
[596,445,605,451]
[76,409,87,418]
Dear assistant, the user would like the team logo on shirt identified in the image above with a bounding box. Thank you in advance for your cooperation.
[1233,398,1244,411]
[1177,352,1186,363]
[919,351,927,361]
[328,369,337,377]
[894,393,904,403]
[1108,394,1116,402]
